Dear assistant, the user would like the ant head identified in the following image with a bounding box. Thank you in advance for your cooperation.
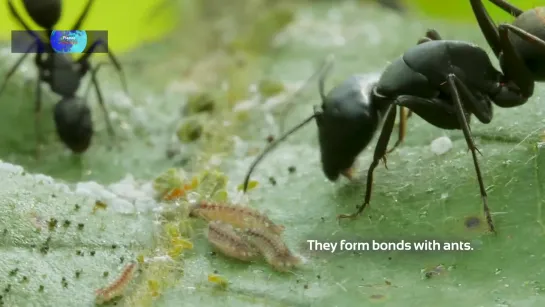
[316,75,380,181]
[22,0,61,29]
[53,97,93,153]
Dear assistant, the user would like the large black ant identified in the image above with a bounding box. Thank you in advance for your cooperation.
[242,20,545,234]
[469,0,545,101]
[0,0,127,155]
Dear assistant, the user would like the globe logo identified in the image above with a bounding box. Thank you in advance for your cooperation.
[50,30,88,54]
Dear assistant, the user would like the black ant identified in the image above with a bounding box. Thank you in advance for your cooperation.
[242,22,545,234]
[469,0,545,99]
[0,0,127,155]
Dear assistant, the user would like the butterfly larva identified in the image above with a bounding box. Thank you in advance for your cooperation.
[190,201,285,235]
[206,221,259,261]
[95,261,137,304]
[242,228,302,272]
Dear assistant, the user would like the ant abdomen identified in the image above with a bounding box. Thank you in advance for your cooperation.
[22,0,62,30]
[53,97,93,153]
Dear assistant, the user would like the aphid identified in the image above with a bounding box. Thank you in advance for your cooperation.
[147,279,160,297]
[168,237,193,258]
[189,201,285,235]
[237,180,258,191]
[48,218,58,231]
[95,261,137,304]
[242,228,301,272]
[206,221,259,261]
[208,273,229,289]
[92,200,108,213]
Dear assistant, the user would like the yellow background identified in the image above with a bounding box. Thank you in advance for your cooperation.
[0,0,178,54]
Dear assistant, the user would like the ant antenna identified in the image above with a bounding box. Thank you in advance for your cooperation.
[277,54,336,133]
[318,54,335,104]
[242,111,321,193]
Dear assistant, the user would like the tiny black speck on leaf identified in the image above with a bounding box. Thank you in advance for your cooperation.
[317,275,321,279]
[120,256,125,263]
[464,216,481,229]
[266,135,275,143]
[75,270,82,278]
[90,251,96,256]
[9,268,18,276]
[111,244,117,249]
[38,285,44,292]
[62,220,71,228]
[74,204,80,211]
[288,166,296,173]
[103,271,109,277]
[77,223,84,230]
[304,284,308,289]
[268,177,277,185]
[3,285,10,293]
[21,276,28,283]
[213,270,218,274]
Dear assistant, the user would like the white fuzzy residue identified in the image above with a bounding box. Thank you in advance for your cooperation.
[430,136,453,155]
[0,160,162,215]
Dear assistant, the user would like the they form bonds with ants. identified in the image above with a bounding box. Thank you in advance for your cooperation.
[0,0,127,156]
[242,0,545,235]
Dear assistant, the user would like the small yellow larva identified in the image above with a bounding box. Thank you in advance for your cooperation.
[95,261,137,304]
[242,228,301,272]
[190,201,285,235]
[206,221,259,261]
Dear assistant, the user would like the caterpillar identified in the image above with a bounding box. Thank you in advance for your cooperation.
[190,201,285,235]
[206,221,259,261]
[95,261,137,304]
[242,228,301,272]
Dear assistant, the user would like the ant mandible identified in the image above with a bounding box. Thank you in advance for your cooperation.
[0,0,127,155]
[242,24,540,234]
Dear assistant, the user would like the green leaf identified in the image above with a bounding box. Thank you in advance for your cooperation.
[1,1,545,306]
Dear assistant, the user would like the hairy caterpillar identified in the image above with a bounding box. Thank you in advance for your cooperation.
[242,228,301,272]
[206,221,259,261]
[190,201,285,235]
[95,261,137,304]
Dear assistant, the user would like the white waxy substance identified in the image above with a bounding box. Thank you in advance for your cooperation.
[430,136,453,155]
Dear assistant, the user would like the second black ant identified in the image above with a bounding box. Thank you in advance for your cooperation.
[242,6,545,234]
[0,0,127,155]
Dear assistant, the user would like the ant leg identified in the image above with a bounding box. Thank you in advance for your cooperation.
[88,64,116,140]
[337,103,397,220]
[496,24,543,99]
[0,41,38,98]
[78,40,128,94]
[71,0,96,30]
[446,73,495,234]
[34,68,43,159]
[387,106,407,153]
[469,0,502,57]
[488,0,523,17]
[83,62,108,99]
